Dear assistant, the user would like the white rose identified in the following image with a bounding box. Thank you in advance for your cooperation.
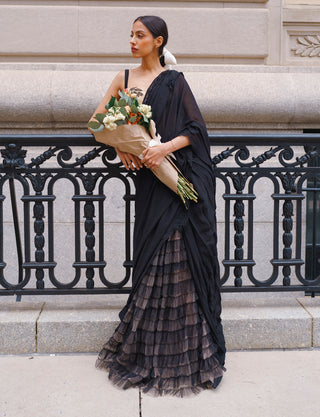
[103,114,116,125]
[105,122,117,131]
[138,104,152,116]
[114,112,125,121]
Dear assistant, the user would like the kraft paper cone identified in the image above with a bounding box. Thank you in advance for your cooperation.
[93,123,178,194]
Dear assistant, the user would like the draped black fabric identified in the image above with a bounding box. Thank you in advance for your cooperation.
[119,70,226,367]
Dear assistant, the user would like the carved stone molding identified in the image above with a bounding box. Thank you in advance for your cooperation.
[292,35,320,57]
[1,66,320,132]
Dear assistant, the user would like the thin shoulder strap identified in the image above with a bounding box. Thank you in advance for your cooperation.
[124,69,129,89]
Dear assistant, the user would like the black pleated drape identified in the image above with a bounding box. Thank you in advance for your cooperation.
[119,70,226,366]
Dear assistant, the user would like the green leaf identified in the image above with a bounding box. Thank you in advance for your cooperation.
[108,96,116,107]
[118,89,128,98]
[131,105,138,114]
[129,116,137,123]
[95,113,106,123]
[118,98,127,107]
[120,107,128,116]
[87,121,102,129]
[116,120,126,126]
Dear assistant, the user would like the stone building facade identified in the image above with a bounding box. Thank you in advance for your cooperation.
[0,1,319,285]
[0,0,320,133]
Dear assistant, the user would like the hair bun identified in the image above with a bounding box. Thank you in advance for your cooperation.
[160,55,166,67]
[163,48,177,69]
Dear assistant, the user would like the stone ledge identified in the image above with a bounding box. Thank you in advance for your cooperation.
[37,306,120,353]
[0,302,44,354]
[297,297,320,347]
[1,66,320,130]
[0,295,318,354]
[222,296,312,349]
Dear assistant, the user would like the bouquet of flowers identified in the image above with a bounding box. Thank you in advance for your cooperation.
[88,89,198,208]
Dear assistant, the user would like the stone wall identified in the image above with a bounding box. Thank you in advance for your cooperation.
[0,0,319,133]
[0,0,319,287]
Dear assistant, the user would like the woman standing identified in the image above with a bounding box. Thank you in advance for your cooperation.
[89,15,226,396]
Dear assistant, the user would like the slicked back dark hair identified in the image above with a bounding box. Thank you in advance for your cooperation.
[134,15,168,66]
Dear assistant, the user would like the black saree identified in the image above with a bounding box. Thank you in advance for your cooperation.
[96,70,226,396]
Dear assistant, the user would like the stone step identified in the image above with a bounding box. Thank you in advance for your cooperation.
[0,293,319,355]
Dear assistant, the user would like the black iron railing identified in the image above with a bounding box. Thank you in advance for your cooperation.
[1,133,320,298]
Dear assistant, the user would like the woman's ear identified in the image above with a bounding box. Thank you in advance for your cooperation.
[154,36,164,49]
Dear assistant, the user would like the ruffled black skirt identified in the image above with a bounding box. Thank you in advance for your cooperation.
[96,229,225,396]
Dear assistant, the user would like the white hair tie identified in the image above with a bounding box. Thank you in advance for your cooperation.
[163,47,177,69]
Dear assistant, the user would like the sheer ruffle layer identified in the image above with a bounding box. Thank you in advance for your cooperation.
[96,230,225,397]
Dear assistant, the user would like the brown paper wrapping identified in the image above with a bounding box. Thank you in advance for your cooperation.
[93,123,178,194]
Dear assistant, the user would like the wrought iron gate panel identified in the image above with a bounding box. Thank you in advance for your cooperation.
[0,133,320,297]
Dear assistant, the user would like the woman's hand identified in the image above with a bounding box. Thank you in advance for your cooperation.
[115,148,143,171]
[141,144,169,170]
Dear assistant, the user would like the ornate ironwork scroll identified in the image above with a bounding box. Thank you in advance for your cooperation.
[1,133,320,297]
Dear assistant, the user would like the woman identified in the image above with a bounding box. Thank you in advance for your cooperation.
[89,15,226,397]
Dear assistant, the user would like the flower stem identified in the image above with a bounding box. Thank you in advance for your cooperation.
[177,174,198,209]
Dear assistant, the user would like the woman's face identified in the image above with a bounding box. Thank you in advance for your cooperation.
[130,20,161,58]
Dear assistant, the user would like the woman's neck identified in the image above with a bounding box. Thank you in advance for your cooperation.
[139,54,164,75]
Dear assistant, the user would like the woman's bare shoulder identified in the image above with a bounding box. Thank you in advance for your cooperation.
[111,70,126,89]
[102,70,126,99]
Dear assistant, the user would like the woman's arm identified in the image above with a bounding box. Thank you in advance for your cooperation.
[88,71,142,170]
[88,71,124,125]
[141,135,190,170]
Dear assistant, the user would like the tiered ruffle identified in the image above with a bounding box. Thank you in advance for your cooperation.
[96,229,225,396]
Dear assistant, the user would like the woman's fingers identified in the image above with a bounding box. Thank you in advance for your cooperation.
[127,159,135,170]
[131,155,143,169]
[115,149,129,170]
[142,157,162,169]
[141,147,154,165]
[118,154,129,170]
[142,145,165,169]
[115,148,141,171]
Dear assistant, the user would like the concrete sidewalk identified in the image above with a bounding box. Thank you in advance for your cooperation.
[1,350,320,417]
